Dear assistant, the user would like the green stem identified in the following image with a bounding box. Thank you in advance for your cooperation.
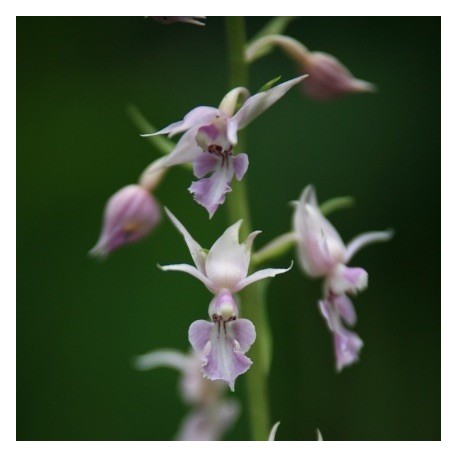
[225,16,271,441]
[252,232,297,267]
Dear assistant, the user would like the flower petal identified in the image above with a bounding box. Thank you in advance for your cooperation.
[232,153,249,181]
[158,263,214,290]
[205,220,249,290]
[192,153,219,179]
[333,294,357,326]
[133,349,188,371]
[231,318,256,352]
[189,161,235,218]
[189,320,214,351]
[143,106,220,137]
[300,184,318,207]
[344,229,394,263]
[234,262,293,292]
[318,299,337,332]
[201,321,253,391]
[176,400,240,441]
[328,264,368,295]
[269,422,281,441]
[334,328,363,372]
[164,208,206,273]
[142,128,202,175]
[227,117,239,145]
[233,75,307,129]
[294,200,346,277]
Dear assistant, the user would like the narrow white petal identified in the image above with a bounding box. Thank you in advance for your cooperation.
[316,429,323,441]
[268,422,281,441]
[165,208,206,273]
[299,184,318,207]
[345,229,394,263]
[142,106,220,137]
[158,263,214,290]
[233,75,307,129]
[234,262,293,292]
[133,349,188,371]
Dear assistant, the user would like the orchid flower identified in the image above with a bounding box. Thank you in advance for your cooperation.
[90,184,161,258]
[142,76,306,217]
[293,185,392,370]
[160,208,292,388]
[134,348,239,440]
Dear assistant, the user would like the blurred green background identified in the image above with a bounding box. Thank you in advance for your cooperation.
[17,17,440,440]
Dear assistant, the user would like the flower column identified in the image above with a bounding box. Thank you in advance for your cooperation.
[225,16,270,441]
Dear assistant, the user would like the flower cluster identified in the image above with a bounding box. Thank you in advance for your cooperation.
[293,185,392,370]
[91,17,392,440]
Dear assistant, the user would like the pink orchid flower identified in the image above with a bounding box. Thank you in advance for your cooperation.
[160,208,292,388]
[142,76,306,217]
[293,185,392,370]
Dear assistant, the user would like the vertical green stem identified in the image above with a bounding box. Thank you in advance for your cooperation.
[225,16,271,441]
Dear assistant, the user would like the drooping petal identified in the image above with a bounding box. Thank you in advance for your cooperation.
[328,264,368,295]
[230,319,256,352]
[164,208,207,273]
[333,294,357,326]
[344,229,394,263]
[200,320,254,391]
[232,153,249,180]
[158,263,215,291]
[234,262,293,292]
[175,400,240,441]
[334,328,363,372]
[269,422,281,441]
[143,106,220,137]
[232,75,307,129]
[142,128,202,175]
[133,349,188,372]
[318,299,337,332]
[189,161,235,218]
[317,429,323,441]
[189,320,214,352]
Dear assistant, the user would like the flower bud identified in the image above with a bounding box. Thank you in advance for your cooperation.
[300,52,375,101]
[245,35,375,101]
[90,184,160,258]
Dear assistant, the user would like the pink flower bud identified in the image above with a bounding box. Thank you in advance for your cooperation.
[90,185,160,258]
[245,35,375,101]
[300,52,375,101]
